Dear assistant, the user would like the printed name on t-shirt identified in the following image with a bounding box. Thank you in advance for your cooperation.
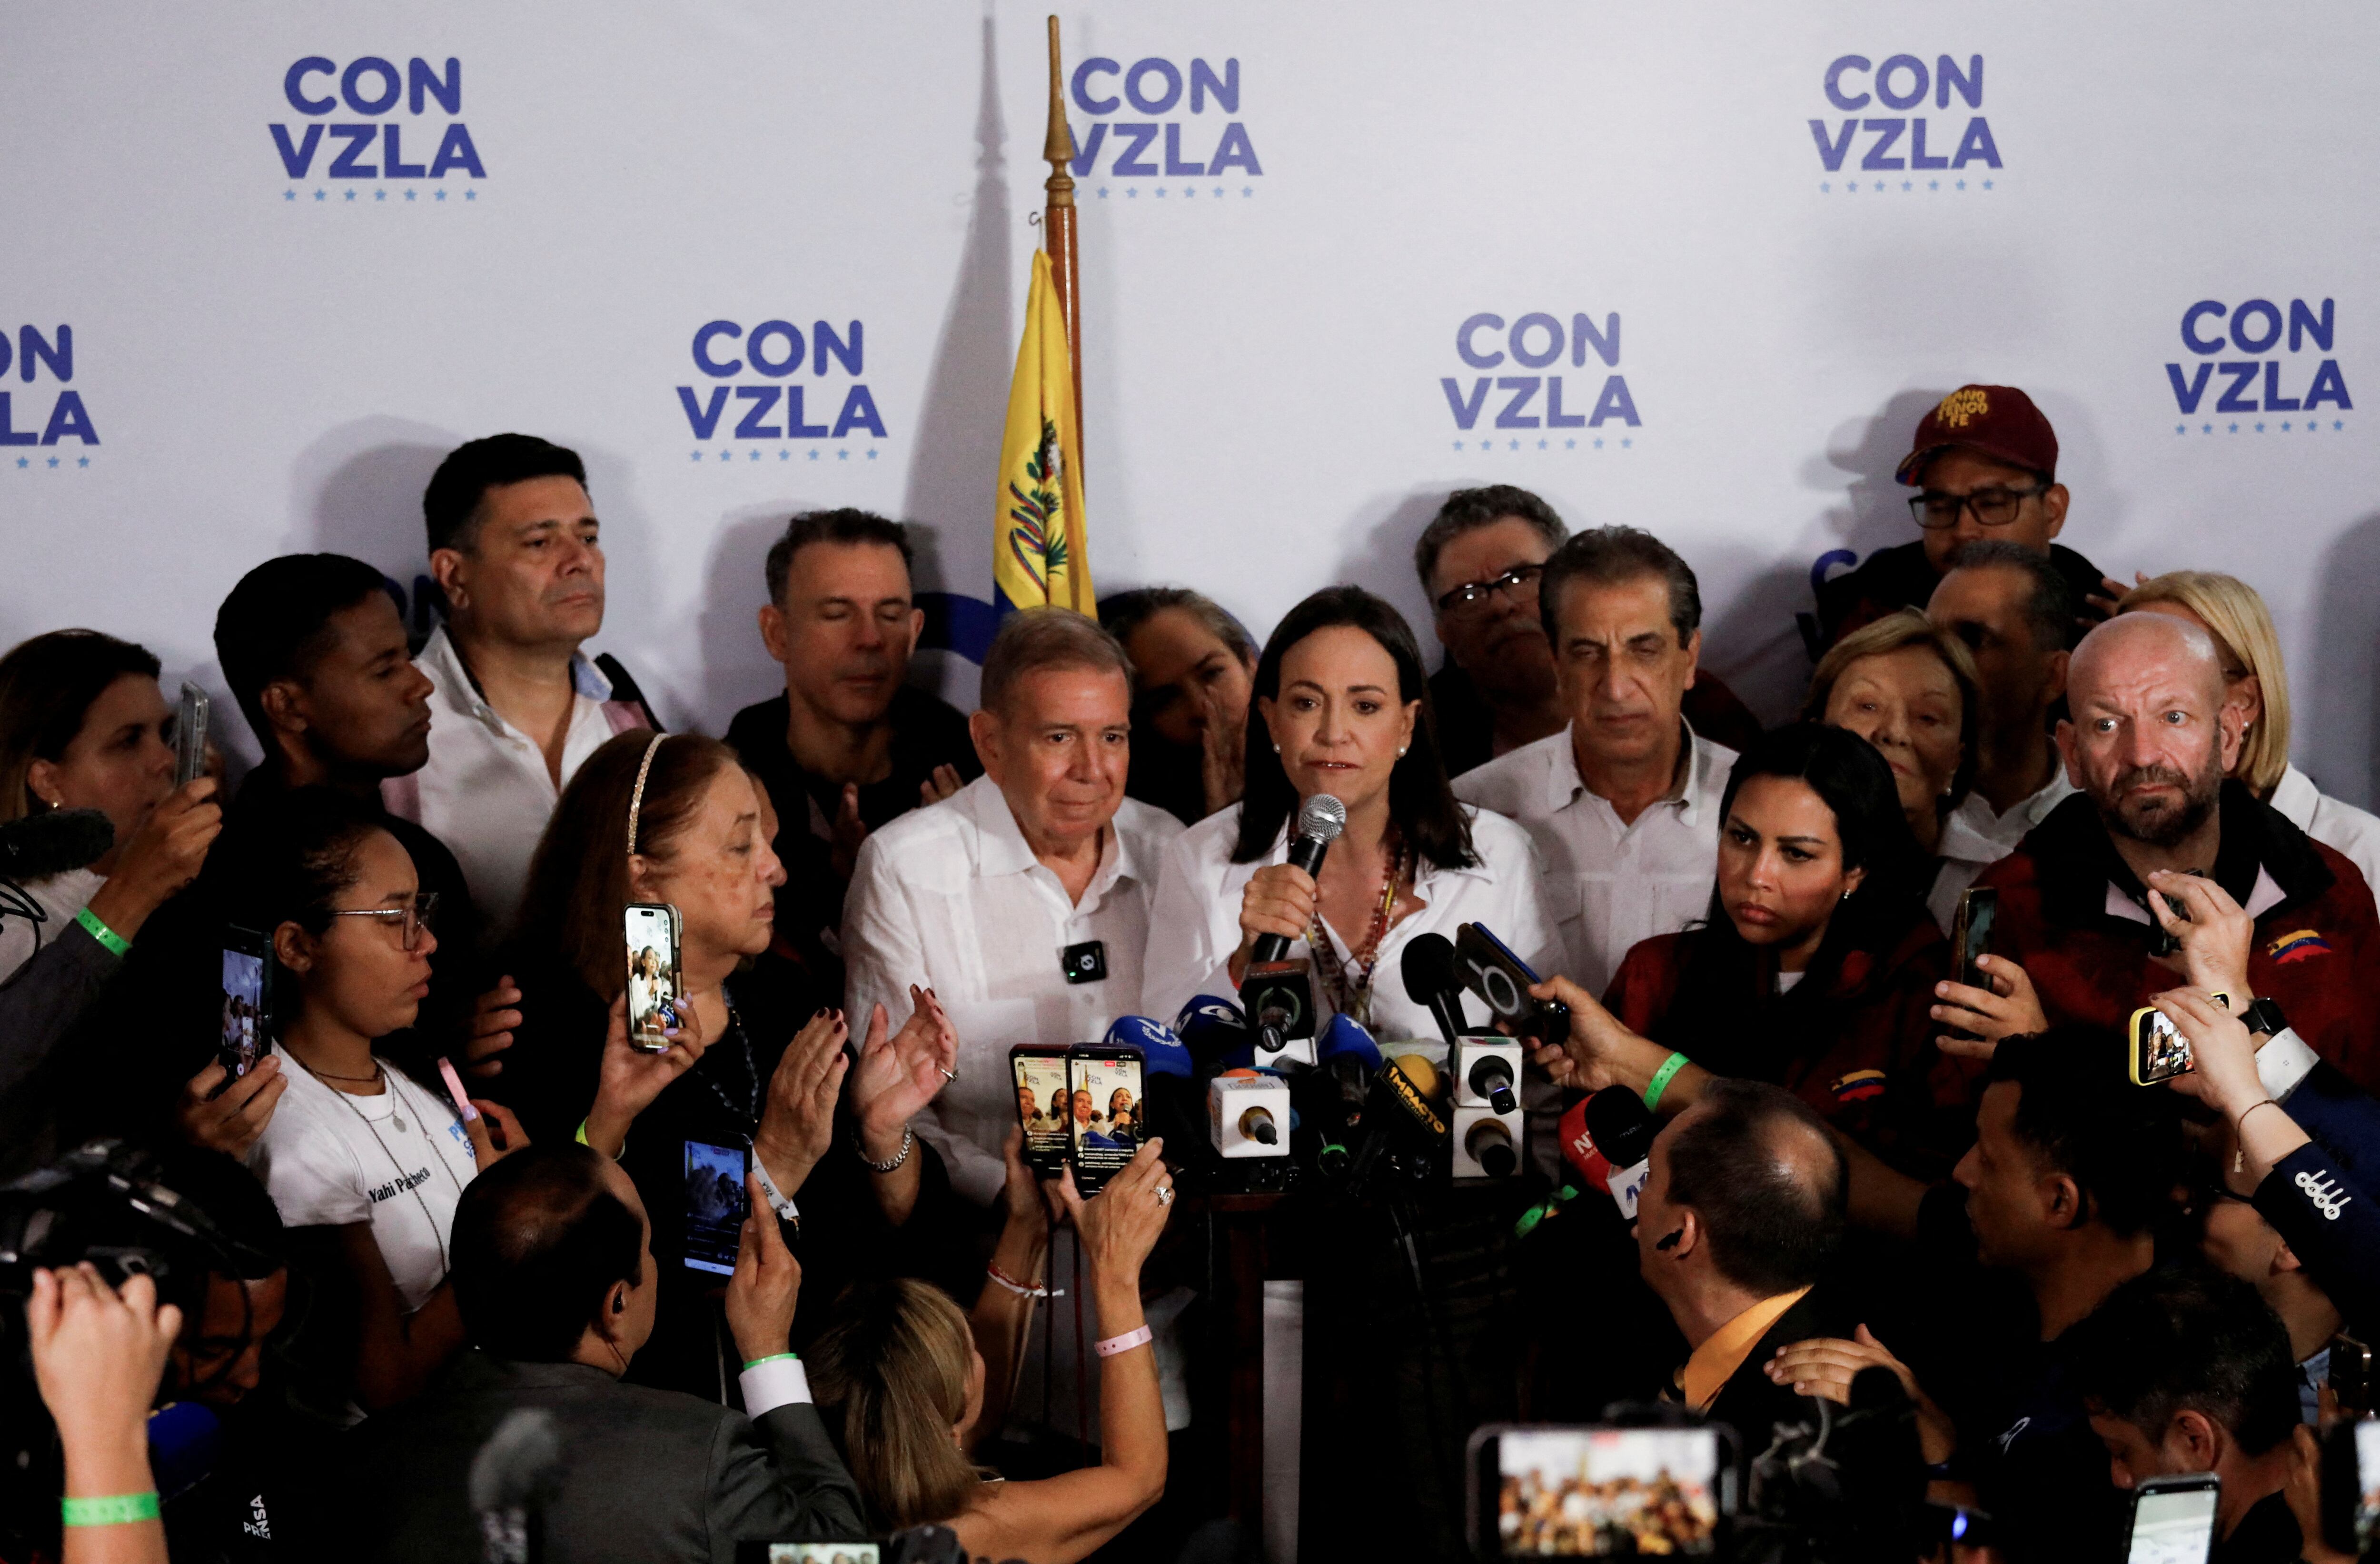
[367,1166,435,1204]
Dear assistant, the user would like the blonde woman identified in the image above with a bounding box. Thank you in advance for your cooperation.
[2120,571,2380,890]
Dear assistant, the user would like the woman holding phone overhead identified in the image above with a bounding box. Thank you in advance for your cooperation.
[481,731,971,1394]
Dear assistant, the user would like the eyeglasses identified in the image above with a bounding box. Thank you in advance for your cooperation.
[1435,563,1544,614]
[328,891,439,952]
[1909,483,2051,530]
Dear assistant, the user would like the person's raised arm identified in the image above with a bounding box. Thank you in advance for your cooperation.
[964,1129,1057,1453]
[26,1266,179,1564]
[1520,974,1715,1113]
[582,992,711,1158]
[954,1140,1174,1564]
[845,987,956,1226]
[80,777,221,946]
[2157,987,2309,1181]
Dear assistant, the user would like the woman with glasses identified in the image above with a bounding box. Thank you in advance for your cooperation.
[243,787,526,1413]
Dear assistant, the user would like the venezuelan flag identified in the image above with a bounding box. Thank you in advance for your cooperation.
[2267,928,2333,964]
[1831,1069,1888,1104]
[993,249,1092,615]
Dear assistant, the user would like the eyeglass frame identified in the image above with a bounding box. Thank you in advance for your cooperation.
[327,891,439,952]
[1434,562,1545,615]
[1908,481,2053,531]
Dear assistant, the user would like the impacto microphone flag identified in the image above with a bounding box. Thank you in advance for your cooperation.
[994,249,1092,615]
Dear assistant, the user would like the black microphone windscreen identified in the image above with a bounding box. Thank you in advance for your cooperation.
[1399,931,1460,1006]
[1584,1084,1657,1168]
[0,808,115,881]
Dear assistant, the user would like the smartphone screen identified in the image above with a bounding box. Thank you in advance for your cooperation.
[734,1544,882,1564]
[2355,1419,2380,1554]
[1012,1045,1071,1177]
[218,930,269,1083]
[175,683,209,789]
[2132,1008,2196,1085]
[1067,1047,1145,1192]
[1954,887,1998,990]
[683,1138,749,1276]
[2125,1479,2219,1564]
[625,903,682,1053]
[1487,1426,1721,1556]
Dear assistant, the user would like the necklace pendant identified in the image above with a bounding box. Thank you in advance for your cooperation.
[391,1111,408,1135]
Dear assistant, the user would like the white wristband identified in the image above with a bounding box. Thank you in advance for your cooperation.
[739,1353,812,1415]
[750,1154,800,1228]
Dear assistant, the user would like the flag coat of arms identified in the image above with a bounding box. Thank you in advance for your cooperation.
[994,249,1092,614]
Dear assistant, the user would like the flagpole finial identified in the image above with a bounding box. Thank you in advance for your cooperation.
[1043,15,1076,189]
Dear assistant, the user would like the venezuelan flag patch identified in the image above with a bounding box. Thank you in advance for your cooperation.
[2267,929,2333,964]
[1831,1069,1888,1103]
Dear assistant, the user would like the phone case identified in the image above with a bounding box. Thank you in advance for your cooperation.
[2129,993,2227,1086]
[1011,1044,1072,1177]
[625,903,683,1054]
[1066,1045,1145,1193]
[175,683,210,789]
[1953,887,1998,989]
[217,928,272,1084]
[1454,922,1570,1047]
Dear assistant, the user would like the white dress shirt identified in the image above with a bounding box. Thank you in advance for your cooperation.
[1927,765,2079,933]
[2271,763,2380,895]
[381,626,649,940]
[1453,722,1735,997]
[842,774,1184,1206]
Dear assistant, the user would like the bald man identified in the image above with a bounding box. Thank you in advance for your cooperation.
[1949,612,2380,1086]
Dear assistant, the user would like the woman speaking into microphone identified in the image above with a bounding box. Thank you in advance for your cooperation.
[1142,586,1557,1043]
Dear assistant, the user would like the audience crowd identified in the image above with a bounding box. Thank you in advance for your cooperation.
[9,387,2380,1564]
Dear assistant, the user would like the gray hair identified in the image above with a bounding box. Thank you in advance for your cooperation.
[1537,525,1703,647]
[979,608,1134,715]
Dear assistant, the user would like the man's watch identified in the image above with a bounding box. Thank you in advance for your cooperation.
[2239,996,2287,1039]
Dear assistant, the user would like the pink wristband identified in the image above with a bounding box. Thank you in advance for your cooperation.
[1096,1324,1153,1358]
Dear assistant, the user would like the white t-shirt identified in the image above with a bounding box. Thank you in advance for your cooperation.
[248,1044,479,1313]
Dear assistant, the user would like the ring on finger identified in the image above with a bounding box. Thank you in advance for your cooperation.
[937,1066,959,1082]
[1156,1184,1174,1206]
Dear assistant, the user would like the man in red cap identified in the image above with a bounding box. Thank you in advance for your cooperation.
[1814,384,2112,650]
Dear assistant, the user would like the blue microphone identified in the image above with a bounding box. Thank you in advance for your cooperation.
[1315,1012,1385,1071]
[1175,994,1256,1070]
[1103,1014,1194,1078]
[147,1401,224,1503]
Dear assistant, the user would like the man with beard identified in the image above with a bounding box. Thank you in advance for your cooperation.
[1962,611,2380,1086]
[1415,486,1760,777]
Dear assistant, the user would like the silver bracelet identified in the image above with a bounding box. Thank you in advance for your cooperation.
[857,1123,914,1174]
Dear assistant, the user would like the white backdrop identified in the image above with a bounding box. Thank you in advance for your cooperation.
[10,2,2380,800]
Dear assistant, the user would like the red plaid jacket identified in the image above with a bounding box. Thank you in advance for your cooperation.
[1973,783,2380,1090]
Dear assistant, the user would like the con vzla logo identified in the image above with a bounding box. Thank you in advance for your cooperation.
[2167,298,2351,420]
[1811,54,2000,176]
[678,320,887,448]
[272,56,487,181]
[1443,313,1639,438]
[0,327,98,451]
[1068,56,1262,180]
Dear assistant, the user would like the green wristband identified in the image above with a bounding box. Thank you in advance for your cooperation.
[74,905,130,957]
[1643,1051,1689,1113]
[61,1492,159,1526]
[742,1351,800,1371]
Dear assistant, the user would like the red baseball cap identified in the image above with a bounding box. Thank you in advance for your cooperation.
[1895,384,2058,485]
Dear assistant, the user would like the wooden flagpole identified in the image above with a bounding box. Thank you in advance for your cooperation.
[1043,15,1083,459]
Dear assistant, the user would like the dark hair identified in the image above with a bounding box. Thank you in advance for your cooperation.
[229,785,389,941]
[423,433,588,555]
[763,508,916,607]
[1663,1078,1846,1295]
[1988,1027,2188,1238]
[1098,586,1258,667]
[977,608,1133,717]
[0,630,162,824]
[1537,526,1703,647]
[1412,485,1567,594]
[213,554,399,747]
[1944,539,2079,653]
[150,1146,287,1278]
[1232,586,1477,872]
[2070,1266,2301,1458]
[1653,725,1931,1074]
[513,730,739,983]
[450,1143,645,1362]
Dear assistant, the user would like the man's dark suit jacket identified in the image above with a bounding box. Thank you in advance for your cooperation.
[339,1351,868,1564]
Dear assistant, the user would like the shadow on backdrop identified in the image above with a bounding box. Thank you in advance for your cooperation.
[2310,511,2380,810]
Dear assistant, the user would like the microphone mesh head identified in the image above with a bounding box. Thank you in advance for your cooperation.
[1298,793,1347,843]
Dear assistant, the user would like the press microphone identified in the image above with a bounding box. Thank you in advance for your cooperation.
[145,1400,223,1504]
[470,1406,563,1564]
[1174,994,1256,1070]
[1583,1085,1657,1221]
[1316,1012,1384,1071]
[1250,793,1346,964]
[1467,1050,1518,1117]
[1400,933,1470,1049]
[0,808,114,882]
[1465,1116,1517,1178]
[1103,1015,1193,1078]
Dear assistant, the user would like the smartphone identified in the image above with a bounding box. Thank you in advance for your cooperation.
[2129,993,2227,1086]
[1952,886,1998,991]
[1065,1044,1145,1194]
[1454,922,1571,1048]
[2332,1332,2372,1415]
[2123,1473,2219,1564]
[624,903,683,1054]
[1011,1044,1072,1179]
[733,1544,881,1564]
[2319,1416,2380,1556]
[216,927,271,1088]
[1470,1423,1728,1557]
[174,682,209,789]
[682,1138,749,1276]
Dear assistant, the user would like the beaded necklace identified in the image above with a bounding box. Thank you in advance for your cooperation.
[1307,828,1410,1029]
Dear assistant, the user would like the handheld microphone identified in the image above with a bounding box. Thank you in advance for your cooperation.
[469,1406,563,1564]
[1583,1085,1657,1221]
[0,808,114,882]
[1467,1051,1519,1116]
[1174,994,1256,1070]
[1103,1015,1193,1078]
[1400,933,1471,1049]
[1250,793,1346,964]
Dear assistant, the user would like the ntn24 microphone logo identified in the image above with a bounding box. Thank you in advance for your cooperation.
[271,55,486,182]
[0,326,98,453]
[1067,55,1261,183]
